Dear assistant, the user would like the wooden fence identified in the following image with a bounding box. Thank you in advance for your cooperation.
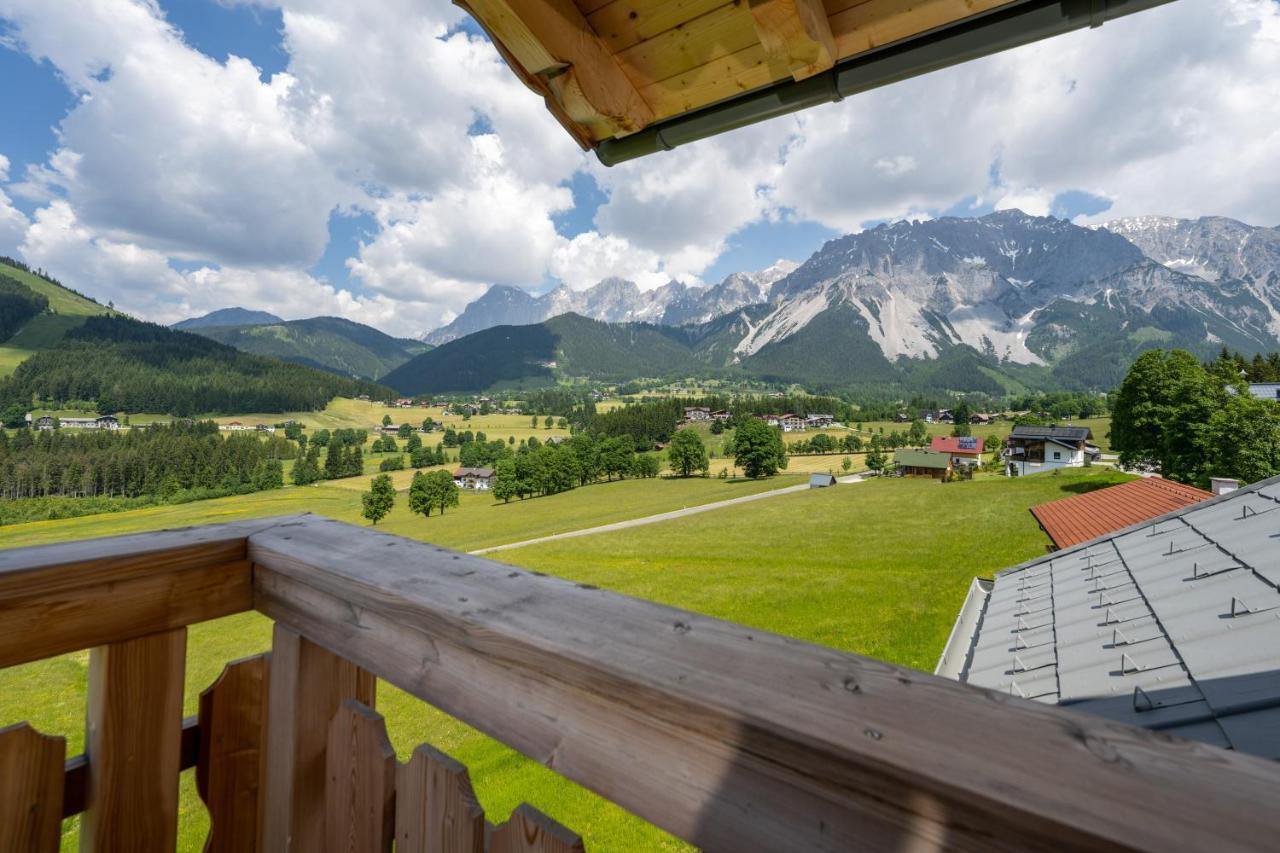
[2,514,1280,851]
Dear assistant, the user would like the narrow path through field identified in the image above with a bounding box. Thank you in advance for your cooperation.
[470,471,871,555]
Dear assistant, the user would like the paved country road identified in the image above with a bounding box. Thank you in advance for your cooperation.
[470,471,872,556]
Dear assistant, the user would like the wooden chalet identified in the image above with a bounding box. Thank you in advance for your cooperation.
[893,447,951,479]
[1004,424,1094,476]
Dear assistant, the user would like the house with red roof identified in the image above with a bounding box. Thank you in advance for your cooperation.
[930,435,985,467]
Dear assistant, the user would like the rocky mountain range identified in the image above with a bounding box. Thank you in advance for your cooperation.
[422,261,797,345]
[388,211,1280,393]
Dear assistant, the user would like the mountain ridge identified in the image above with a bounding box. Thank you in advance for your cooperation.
[383,211,1280,394]
[422,261,797,345]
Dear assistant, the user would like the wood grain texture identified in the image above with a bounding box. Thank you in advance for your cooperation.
[324,701,396,853]
[0,516,303,668]
[198,654,270,853]
[588,0,732,55]
[464,0,655,138]
[248,515,1280,853]
[82,628,188,852]
[395,744,485,853]
[62,716,200,820]
[0,722,65,853]
[260,624,376,853]
[748,0,837,79]
[488,805,586,853]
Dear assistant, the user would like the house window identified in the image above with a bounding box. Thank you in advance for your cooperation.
[1053,451,1061,460]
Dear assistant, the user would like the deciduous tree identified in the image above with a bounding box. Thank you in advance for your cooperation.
[668,429,709,477]
[732,419,787,478]
[361,474,395,525]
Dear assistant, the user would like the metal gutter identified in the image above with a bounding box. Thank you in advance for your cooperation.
[596,0,1176,165]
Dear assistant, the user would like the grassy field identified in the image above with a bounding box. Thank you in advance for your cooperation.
[0,462,1131,850]
[498,467,1133,669]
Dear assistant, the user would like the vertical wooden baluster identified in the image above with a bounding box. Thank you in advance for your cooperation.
[395,743,485,853]
[0,722,65,853]
[260,624,375,852]
[324,700,396,853]
[197,653,270,853]
[488,804,586,853]
[82,627,187,852]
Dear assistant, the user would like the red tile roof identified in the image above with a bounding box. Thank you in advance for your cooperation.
[930,435,985,455]
[1030,477,1213,550]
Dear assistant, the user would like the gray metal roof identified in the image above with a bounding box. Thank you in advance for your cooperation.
[1008,425,1093,441]
[952,473,1280,760]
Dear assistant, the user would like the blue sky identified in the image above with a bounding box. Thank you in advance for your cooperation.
[0,0,1275,334]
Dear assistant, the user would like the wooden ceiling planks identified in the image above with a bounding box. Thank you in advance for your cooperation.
[588,0,732,54]
[461,0,1019,143]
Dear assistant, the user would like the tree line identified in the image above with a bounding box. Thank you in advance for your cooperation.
[0,420,291,504]
[491,434,660,502]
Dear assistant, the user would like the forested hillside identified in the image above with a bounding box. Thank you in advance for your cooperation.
[0,315,391,418]
[189,315,430,380]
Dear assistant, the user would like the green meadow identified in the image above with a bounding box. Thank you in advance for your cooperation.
[0,466,1132,849]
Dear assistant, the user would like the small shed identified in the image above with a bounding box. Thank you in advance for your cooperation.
[809,473,837,489]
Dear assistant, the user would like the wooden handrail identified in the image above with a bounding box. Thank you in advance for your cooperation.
[249,516,1280,853]
[0,517,290,667]
[4,516,1280,851]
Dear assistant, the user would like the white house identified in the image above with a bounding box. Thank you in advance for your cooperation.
[1003,425,1093,476]
[453,467,495,490]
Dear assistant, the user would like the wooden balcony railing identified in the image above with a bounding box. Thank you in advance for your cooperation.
[3,514,1280,851]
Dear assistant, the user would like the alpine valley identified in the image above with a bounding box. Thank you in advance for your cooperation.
[5,211,1278,399]
[384,211,1280,394]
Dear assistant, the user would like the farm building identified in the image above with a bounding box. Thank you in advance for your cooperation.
[809,473,837,488]
[710,410,731,421]
[930,435,984,467]
[32,415,121,430]
[893,448,951,479]
[1003,425,1094,476]
[805,414,835,428]
[937,473,1280,760]
[684,407,711,421]
[453,467,495,490]
[1029,477,1212,551]
[222,422,248,431]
